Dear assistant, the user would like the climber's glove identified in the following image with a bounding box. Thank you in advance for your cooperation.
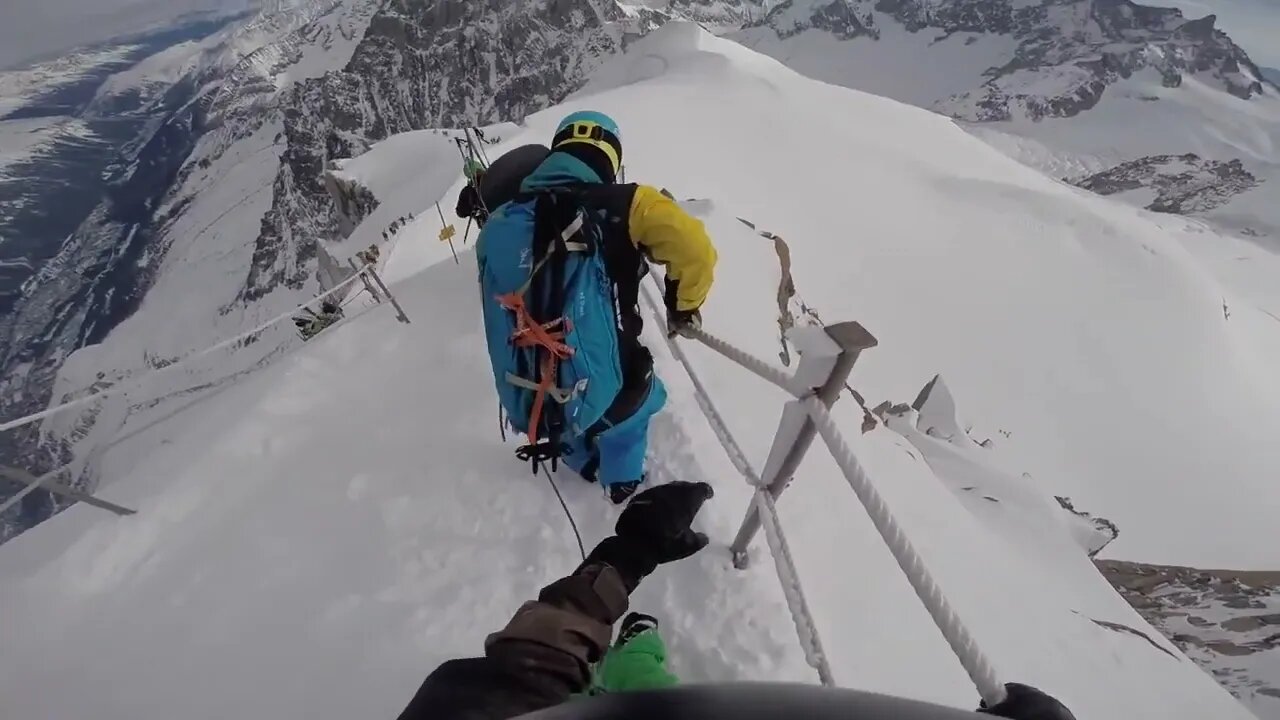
[581,481,714,592]
[978,683,1077,720]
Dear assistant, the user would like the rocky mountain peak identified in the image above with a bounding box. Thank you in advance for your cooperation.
[749,0,1269,121]
[239,0,759,301]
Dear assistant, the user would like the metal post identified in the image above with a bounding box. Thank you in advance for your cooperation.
[364,266,410,324]
[0,465,136,516]
[730,321,877,568]
[347,258,383,302]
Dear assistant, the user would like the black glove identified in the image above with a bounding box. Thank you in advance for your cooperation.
[667,308,702,339]
[582,481,715,591]
[978,683,1076,720]
[663,275,703,338]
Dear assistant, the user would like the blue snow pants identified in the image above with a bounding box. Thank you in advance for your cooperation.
[562,376,668,487]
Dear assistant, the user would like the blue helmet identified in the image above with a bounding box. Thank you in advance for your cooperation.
[552,110,623,180]
[555,110,621,140]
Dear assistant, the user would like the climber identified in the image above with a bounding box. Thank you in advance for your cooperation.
[292,301,344,340]
[393,481,1077,720]
[456,144,552,226]
[477,110,715,504]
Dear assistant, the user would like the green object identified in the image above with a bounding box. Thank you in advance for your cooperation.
[463,158,485,181]
[588,626,678,695]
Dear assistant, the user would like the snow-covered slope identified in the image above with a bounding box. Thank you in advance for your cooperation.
[731,0,1280,244]
[0,0,385,540]
[2,22,1274,720]
[4,0,762,530]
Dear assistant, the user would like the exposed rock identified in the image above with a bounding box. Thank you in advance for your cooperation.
[239,0,754,303]
[1055,496,1119,557]
[323,169,380,237]
[1099,559,1280,710]
[1070,153,1263,215]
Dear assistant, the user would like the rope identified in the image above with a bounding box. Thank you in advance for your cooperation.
[642,267,807,399]
[540,462,586,561]
[640,278,760,484]
[641,272,833,684]
[642,272,1004,704]
[754,488,836,685]
[0,462,73,516]
[0,266,372,434]
[804,396,1006,706]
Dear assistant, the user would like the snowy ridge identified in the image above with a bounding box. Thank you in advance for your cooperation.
[3,0,386,516]
[2,23,1274,719]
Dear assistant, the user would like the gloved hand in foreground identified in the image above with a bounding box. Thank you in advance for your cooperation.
[582,481,715,591]
[978,683,1077,720]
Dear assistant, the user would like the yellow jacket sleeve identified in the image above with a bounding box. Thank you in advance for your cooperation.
[628,185,717,312]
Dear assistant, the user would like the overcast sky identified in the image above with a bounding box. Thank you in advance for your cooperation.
[0,0,255,69]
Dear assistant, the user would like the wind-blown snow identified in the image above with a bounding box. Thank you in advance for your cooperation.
[0,21,1270,720]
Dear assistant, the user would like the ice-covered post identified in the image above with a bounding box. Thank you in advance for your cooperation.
[729,321,877,568]
[348,258,383,303]
[364,266,411,324]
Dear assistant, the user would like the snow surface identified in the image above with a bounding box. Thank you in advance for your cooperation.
[977,69,1280,245]
[325,124,520,263]
[0,116,92,180]
[90,41,207,100]
[1,20,1273,720]
[733,19,1019,109]
[732,15,1280,249]
[0,44,140,116]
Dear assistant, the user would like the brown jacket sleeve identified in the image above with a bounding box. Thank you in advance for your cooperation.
[396,563,630,720]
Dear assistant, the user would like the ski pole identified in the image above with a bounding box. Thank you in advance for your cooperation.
[436,202,459,264]
[454,137,471,169]
[463,216,473,245]
[472,126,492,165]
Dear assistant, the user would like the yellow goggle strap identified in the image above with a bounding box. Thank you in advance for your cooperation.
[552,121,621,175]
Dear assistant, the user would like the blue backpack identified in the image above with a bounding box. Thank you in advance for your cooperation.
[477,190,624,470]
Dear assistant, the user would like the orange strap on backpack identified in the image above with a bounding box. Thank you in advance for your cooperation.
[497,291,575,444]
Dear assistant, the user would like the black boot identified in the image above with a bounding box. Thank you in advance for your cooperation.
[608,479,643,505]
[616,612,659,646]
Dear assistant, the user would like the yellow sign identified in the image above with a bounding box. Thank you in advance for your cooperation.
[439,224,457,242]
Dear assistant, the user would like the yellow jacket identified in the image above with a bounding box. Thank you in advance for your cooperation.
[628,185,717,312]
